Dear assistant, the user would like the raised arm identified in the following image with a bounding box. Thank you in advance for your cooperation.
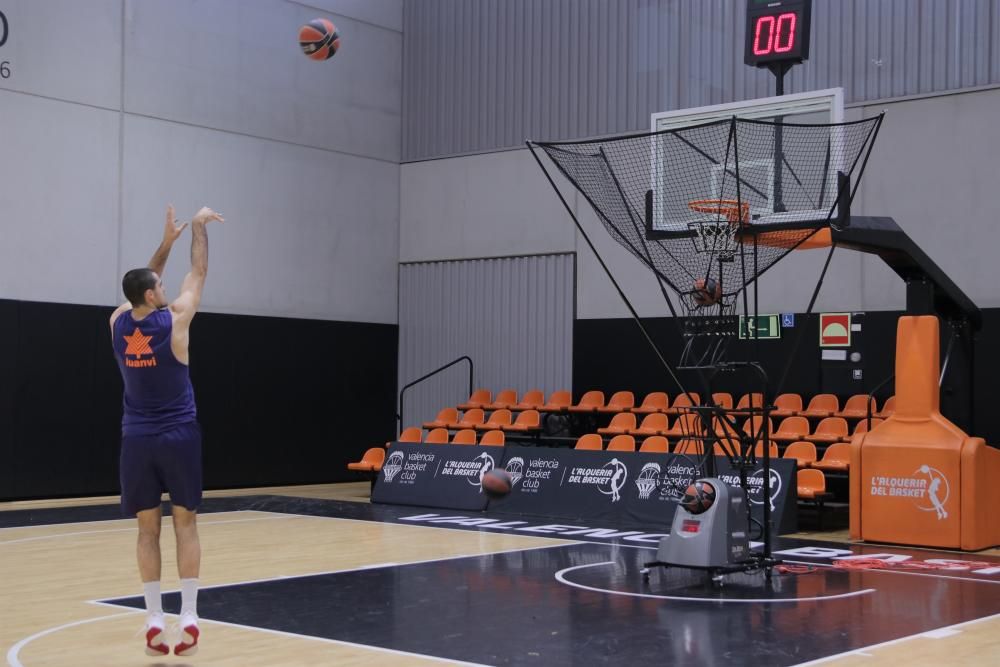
[170,206,224,323]
[110,205,189,328]
[148,204,189,276]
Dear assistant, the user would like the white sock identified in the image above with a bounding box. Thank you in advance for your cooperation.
[180,578,199,618]
[143,581,163,621]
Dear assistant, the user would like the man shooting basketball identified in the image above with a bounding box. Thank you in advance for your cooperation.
[109,204,223,656]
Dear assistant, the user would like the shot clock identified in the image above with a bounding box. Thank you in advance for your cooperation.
[744,0,812,67]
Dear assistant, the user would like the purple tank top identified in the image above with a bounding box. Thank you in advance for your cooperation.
[111,308,197,436]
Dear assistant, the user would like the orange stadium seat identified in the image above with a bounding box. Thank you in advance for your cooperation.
[422,407,459,430]
[504,409,541,433]
[811,442,850,472]
[424,428,450,444]
[771,416,810,442]
[451,429,477,445]
[568,390,605,413]
[597,413,636,436]
[742,415,773,439]
[398,427,423,443]
[809,417,849,444]
[457,389,492,410]
[486,389,518,410]
[664,413,702,439]
[477,409,512,431]
[348,447,385,472]
[665,392,699,414]
[455,408,486,429]
[639,436,669,453]
[632,392,669,414]
[574,434,603,450]
[836,394,876,419]
[539,390,573,412]
[734,392,763,413]
[630,413,669,437]
[513,389,545,411]
[479,430,505,447]
[801,393,839,418]
[606,434,636,452]
[711,392,734,409]
[783,441,818,469]
[797,468,833,529]
[599,391,635,414]
[797,468,827,498]
[772,393,803,417]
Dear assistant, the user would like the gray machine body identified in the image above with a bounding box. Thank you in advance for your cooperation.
[657,478,750,568]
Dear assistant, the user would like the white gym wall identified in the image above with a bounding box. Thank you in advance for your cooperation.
[0,0,402,323]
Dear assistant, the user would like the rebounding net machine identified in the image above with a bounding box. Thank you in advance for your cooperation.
[528,114,882,578]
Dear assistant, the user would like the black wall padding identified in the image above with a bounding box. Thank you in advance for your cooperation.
[0,298,398,501]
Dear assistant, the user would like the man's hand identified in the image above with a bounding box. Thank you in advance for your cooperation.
[162,204,189,245]
[192,206,224,225]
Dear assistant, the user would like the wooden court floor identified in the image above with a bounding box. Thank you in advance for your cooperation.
[2,483,999,666]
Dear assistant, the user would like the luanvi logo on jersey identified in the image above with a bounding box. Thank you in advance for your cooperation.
[567,458,628,502]
[869,465,951,520]
[123,328,157,368]
[505,457,525,487]
[635,463,661,500]
[440,452,495,491]
[382,451,405,482]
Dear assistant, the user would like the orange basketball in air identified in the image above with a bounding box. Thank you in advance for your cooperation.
[299,18,341,61]
[692,277,722,306]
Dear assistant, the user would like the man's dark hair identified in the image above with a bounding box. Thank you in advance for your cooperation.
[122,268,157,307]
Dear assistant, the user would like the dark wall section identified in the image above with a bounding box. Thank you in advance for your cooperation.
[574,310,996,445]
[0,299,398,501]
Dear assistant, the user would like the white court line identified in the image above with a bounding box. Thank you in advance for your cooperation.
[14,531,560,667]
[6,611,143,667]
[779,558,1000,586]
[106,609,491,667]
[555,561,878,604]
[5,608,488,667]
[232,512,1000,585]
[87,541,574,599]
[0,508,288,533]
[0,513,295,545]
[790,611,1000,666]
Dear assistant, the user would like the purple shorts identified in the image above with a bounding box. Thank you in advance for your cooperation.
[120,422,202,516]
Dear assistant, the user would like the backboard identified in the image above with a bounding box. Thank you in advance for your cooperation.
[648,88,845,235]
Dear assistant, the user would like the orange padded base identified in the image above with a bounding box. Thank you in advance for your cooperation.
[849,316,1000,551]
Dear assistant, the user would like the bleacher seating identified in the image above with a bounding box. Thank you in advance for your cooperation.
[597,413,636,436]
[486,389,518,410]
[606,434,636,452]
[574,433,603,450]
[631,392,668,414]
[458,389,492,410]
[599,391,635,414]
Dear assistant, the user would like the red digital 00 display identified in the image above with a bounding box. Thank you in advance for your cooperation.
[744,0,812,67]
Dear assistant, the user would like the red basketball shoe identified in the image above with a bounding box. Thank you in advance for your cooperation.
[174,613,200,656]
[144,617,168,656]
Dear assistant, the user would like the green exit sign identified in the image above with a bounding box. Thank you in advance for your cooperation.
[739,314,781,339]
